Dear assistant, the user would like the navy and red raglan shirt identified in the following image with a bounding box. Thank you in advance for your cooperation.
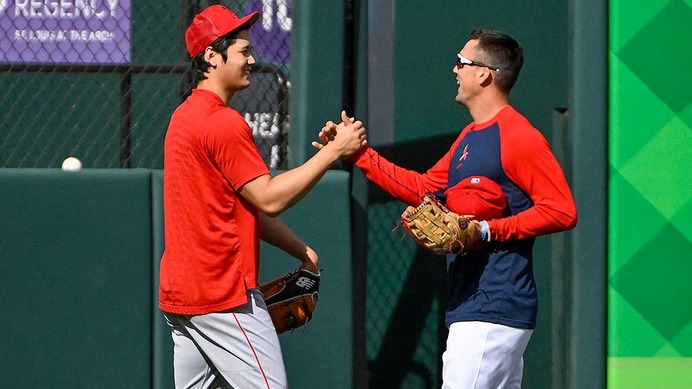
[352,105,577,329]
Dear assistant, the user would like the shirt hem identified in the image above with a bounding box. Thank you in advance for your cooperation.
[159,295,250,315]
[445,313,535,330]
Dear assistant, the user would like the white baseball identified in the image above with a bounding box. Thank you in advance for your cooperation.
[61,156,83,171]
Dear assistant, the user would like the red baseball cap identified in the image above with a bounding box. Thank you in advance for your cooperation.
[444,176,507,220]
[185,5,260,58]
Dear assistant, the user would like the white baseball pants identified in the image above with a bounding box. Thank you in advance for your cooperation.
[442,321,533,389]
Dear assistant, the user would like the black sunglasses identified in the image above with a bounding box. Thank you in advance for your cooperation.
[456,53,500,72]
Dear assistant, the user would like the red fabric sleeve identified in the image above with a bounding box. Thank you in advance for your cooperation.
[488,126,577,241]
[351,134,466,206]
[204,109,270,189]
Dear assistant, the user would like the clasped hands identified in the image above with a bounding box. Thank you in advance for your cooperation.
[312,110,367,157]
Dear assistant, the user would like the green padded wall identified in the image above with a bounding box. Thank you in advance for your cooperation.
[0,169,153,387]
[258,171,356,388]
[151,170,357,388]
[1,169,356,387]
[151,170,174,389]
[608,0,692,387]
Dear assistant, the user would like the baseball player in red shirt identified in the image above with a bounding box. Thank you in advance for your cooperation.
[316,29,577,388]
[159,5,366,388]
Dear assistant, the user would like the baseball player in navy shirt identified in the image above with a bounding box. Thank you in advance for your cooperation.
[316,28,577,388]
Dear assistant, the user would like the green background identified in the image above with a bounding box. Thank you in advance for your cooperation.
[3,0,692,386]
[0,169,356,388]
[608,0,692,387]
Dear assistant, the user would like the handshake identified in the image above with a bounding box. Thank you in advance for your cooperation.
[311,110,367,158]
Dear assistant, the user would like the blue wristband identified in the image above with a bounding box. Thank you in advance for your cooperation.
[479,221,490,242]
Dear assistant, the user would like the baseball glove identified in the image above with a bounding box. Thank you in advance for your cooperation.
[401,194,481,255]
[259,268,320,334]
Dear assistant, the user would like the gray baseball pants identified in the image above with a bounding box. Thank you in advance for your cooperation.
[164,288,287,389]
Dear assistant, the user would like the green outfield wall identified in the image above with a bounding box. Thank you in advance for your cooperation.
[608,0,692,388]
[0,169,154,388]
[0,169,357,388]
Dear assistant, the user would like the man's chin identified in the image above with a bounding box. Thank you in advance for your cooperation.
[235,80,251,91]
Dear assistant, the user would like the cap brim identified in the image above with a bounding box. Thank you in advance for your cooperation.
[443,176,507,220]
[235,11,260,33]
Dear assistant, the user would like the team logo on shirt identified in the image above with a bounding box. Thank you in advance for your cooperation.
[456,144,469,170]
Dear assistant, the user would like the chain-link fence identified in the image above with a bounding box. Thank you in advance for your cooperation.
[0,0,291,169]
[367,200,448,389]
[1,1,448,386]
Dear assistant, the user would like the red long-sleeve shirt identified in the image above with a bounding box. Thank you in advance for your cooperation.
[352,105,577,329]
[352,105,577,241]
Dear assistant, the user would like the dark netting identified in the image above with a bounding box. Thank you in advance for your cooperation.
[0,0,291,169]
[0,1,445,385]
[367,200,447,388]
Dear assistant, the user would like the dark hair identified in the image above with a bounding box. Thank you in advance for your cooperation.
[182,29,243,99]
[469,28,523,94]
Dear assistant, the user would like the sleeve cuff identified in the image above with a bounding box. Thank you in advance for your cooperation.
[479,220,491,242]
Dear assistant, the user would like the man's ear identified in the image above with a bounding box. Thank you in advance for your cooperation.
[479,69,493,86]
[204,47,217,68]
